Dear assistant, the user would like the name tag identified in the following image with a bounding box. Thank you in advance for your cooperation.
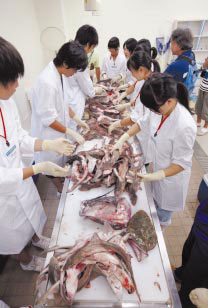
[6,145,17,159]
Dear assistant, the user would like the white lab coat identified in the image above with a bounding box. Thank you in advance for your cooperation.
[63,68,95,131]
[102,53,126,79]
[0,99,46,254]
[139,103,197,211]
[130,80,150,164]
[125,67,136,85]
[31,61,68,166]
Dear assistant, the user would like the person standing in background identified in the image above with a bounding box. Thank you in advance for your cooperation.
[164,28,195,84]
[102,37,126,83]
[195,56,208,136]
[123,38,137,85]
[88,49,100,82]
[31,41,87,194]
[64,24,103,133]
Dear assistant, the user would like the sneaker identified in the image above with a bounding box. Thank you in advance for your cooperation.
[32,236,50,250]
[197,127,208,136]
[20,256,45,272]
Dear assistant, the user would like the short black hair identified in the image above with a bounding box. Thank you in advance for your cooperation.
[123,38,137,55]
[108,37,120,49]
[0,37,24,86]
[53,40,88,72]
[75,24,98,48]
[171,28,193,50]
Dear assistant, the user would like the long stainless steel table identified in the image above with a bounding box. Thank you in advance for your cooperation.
[35,139,182,308]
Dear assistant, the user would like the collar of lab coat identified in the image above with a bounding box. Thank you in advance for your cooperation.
[49,61,62,84]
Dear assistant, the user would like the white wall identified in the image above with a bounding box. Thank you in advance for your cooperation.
[33,0,67,64]
[1,0,208,130]
[0,0,45,130]
[62,0,208,65]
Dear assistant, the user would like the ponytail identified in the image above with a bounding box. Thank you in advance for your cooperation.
[177,82,191,112]
[150,47,158,59]
[127,51,161,73]
[151,59,160,72]
[140,73,190,113]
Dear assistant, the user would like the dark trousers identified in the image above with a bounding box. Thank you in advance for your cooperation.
[176,227,208,308]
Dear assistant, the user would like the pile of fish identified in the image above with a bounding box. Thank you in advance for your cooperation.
[83,82,128,140]
[67,143,143,205]
[35,229,140,306]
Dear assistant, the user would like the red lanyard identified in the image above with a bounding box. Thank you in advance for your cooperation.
[0,108,10,146]
[132,89,141,107]
[154,115,170,137]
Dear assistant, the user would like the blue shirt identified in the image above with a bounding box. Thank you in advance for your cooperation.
[164,50,195,83]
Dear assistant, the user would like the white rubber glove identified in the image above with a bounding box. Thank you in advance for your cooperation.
[32,161,70,177]
[102,73,107,80]
[111,74,122,83]
[72,115,89,131]
[115,102,131,111]
[137,170,166,182]
[66,128,85,144]
[190,288,208,308]
[95,86,105,95]
[108,120,121,135]
[118,84,129,90]
[117,91,128,103]
[42,138,75,155]
[112,132,130,153]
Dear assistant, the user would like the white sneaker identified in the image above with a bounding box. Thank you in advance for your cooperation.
[20,256,45,272]
[32,236,50,250]
[197,127,208,136]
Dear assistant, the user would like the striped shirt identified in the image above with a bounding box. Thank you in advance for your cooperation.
[200,71,208,92]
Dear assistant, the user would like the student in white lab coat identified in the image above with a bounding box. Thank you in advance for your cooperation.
[32,41,88,193]
[102,37,126,83]
[123,38,137,85]
[64,25,102,130]
[117,38,158,103]
[0,37,73,271]
[112,73,196,226]
[109,50,160,164]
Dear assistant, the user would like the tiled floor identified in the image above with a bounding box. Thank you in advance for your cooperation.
[0,154,205,307]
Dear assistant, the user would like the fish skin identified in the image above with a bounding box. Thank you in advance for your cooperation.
[127,210,157,256]
[80,196,131,229]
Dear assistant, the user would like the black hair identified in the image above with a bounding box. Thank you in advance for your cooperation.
[171,28,193,50]
[75,24,98,48]
[108,37,120,49]
[0,37,24,86]
[123,38,137,55]
[136,38,158,59]
[53,40,88,72]
[127,51,160,73]
[140,73,190,113]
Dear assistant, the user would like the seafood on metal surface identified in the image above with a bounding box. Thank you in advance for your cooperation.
[127,210,157,261]
[80,195,131,229]
[67,143,143,205]
[35,231,140,306]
